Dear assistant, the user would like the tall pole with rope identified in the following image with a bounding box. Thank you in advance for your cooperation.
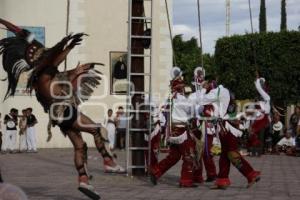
[248,0,254,35]
[64,0,70,71]
[248,0,258,70]
[164,0,176,66]
[226,0,231,36]
[197,0,204,68]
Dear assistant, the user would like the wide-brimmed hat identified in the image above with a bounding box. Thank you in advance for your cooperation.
[273,121,283,131]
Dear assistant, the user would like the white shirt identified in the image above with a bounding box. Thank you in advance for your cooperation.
[277,137,296,147]
[206,122,216,135]
[159,112,166,127]
[104,115,115,126]
[224,121,243,138]
[255,78,271,114]
[188,92,197,117]
[172,93,192,123]
[188,92,204,119]
[197,85,230,118]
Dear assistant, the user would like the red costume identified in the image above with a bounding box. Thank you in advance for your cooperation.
[145,123,161,169]
[215,120,260,188]
[198,83,260,188]
[193,105,217,183]
[248,78,271,155]
[150,77,197,187]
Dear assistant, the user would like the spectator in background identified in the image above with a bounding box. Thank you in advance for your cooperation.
[26,108,38,153]
[275,128,296,155]
[115,106,126,150]
[289,105,300,137]
[3,108,18,153]
[271,111,284,152]
[104,109,116,150]
[18,109,28,153]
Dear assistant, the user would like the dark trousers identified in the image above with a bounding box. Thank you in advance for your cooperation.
[116,128,126,149]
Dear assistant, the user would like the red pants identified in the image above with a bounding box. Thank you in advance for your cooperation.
[193,134,217,182]
[216,131,257,186]
[249,114,269,148]
[151,127,196,186]
[145,130,161,168]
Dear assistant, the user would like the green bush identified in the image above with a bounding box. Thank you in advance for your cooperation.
[215,31,300,104]
[173,35,216,86]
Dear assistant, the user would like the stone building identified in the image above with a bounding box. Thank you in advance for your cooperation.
[0,0,172,148]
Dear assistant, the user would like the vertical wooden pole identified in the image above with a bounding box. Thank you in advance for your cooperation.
[64,0,70,71]
[131,0,146,176]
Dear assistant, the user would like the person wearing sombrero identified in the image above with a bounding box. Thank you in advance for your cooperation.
[270,110,284,153]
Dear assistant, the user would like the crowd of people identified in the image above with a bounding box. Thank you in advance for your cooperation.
[103,106,127,151]
[241,105,299,157]
[141,67,300,189]
[0,108,38,154]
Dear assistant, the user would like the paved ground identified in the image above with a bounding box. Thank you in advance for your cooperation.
[0,149,300,200]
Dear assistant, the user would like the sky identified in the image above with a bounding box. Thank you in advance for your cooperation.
[172,0,300,54]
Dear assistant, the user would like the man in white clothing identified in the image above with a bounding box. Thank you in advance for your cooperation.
[150,76,197,187]
[26,108,38,153]
[248,75,271,156]
[196,76,260,189]
[276,129,296,155]
[189,73,217,183]
[3,109,18,153]
[19,109,28,152]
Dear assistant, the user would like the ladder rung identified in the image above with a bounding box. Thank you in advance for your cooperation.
[131,17,152,20]
[129,147,149,150]
[131,54,151,57]
[130,128,149,132]
[130,73,151,76]
[131,35,151,39]
[127,165,147,169]
[128,110,150,113]
[130,91,150,95]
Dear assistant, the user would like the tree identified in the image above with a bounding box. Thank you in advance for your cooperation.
[280,0,287,31]
[259,0,267,33]
[173,35,215,86]
[215,31,300,104]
